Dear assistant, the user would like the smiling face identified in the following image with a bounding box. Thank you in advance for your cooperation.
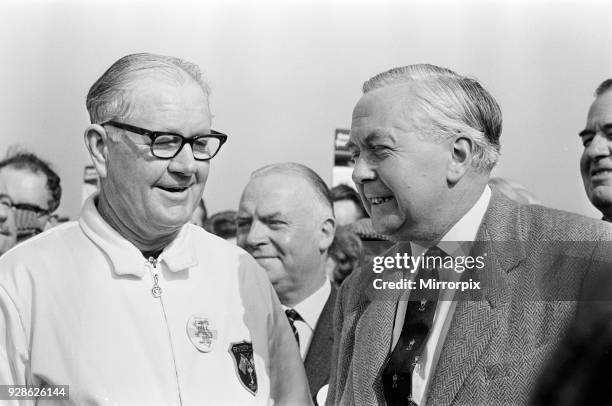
[349,84,452,241]
[236,173,332,303]
[580,89,612,218]
[99,75,211,239]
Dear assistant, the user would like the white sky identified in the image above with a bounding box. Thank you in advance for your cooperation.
[1,0,610,219]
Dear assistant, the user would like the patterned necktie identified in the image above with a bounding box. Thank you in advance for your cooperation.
[285,308,302,348]
[382,246,445,406]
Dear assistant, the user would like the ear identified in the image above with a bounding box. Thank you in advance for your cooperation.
[84,124,110,179]
[448,136,473,184]
[318,216,336,252]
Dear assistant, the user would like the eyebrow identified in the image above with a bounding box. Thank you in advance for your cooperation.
[259,212,283,221]
[236,211,283,221]
[579,123,612,137]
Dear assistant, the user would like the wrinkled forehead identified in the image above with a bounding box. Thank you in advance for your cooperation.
[242,173,327,215]
[125,75,212,127]
[129,71,208,102]
[127,66,200,91]
[350,83,425,146]
[352,83,421,126]
[245,173,307,200]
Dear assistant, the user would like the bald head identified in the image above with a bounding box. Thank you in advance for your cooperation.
[250,162,333,217]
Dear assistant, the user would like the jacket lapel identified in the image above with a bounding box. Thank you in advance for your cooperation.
[353,243,409,404]
[426,188,526,406]
[304,285,337,399]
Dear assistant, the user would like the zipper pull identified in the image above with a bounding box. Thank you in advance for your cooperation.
[148,256,163,298]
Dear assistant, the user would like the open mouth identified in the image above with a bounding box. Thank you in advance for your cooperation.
[591,169,612,177]
[368,196,394,205]
[157,185,189,193]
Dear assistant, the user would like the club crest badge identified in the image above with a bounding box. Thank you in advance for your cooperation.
[228,341,258,395]
[186,315,218,353]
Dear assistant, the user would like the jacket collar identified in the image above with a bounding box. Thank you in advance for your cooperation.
[78,195,198,277]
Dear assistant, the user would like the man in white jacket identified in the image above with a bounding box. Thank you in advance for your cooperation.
[0,53,310,406]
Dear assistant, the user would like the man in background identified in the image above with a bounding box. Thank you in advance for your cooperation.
[204,210,238,242]
[0,151,62,240]
[0,53,310,405]
[579,79,612,221]
[237,162,336,404]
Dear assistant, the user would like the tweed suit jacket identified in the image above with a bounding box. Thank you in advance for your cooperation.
[327,188,612,406]
[305,285,337,403]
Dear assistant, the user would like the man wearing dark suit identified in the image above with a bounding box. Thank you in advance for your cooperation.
[237,162,337,404]
[327,64,612,405]
[579,78,612,222]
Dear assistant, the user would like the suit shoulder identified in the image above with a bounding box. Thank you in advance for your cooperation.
[336,251,388,313]
[520,204,612,241]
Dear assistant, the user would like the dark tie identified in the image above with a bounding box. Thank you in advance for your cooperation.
[382,246,444,406]
[285,308,302,348]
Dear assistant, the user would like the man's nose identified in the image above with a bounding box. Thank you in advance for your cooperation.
[585,133,612,160]
[168,143,199,175]
[352,154,377,185]
[244,221,268,248]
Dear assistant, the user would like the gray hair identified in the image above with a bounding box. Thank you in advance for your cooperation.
[251,162,333,214]
[363,64,502,171]
[595,79,612,96]
[86,53,210,124]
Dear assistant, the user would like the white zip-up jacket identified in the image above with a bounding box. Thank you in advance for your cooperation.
[0,196,311,405]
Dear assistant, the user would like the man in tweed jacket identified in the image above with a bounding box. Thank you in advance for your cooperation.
[327,64,612,406]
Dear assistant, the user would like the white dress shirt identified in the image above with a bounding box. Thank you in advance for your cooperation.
[391,186,492,406]
[283,280,332,360]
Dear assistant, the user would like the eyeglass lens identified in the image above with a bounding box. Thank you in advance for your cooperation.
[152,135,221,160]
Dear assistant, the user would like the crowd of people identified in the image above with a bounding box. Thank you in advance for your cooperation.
[1,53,611,405]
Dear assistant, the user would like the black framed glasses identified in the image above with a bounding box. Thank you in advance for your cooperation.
[0,196,49,218]
[13,203,51,218]
[101,120,228,161]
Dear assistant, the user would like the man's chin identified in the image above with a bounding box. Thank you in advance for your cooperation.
[149,212,191,232]
[371,215,403,238]
[255,257,280,269]
[256,260,285,281]
[589,187,612,212]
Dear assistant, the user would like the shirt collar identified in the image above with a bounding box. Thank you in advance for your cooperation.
[78,194,198,277]
[410,186,491,259]
[284,280,331,331]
